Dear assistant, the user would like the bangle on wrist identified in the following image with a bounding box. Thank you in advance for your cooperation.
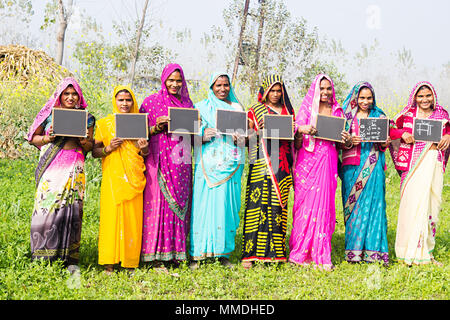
[140,149,149,157]
[102,146,109,156]
[41,135,47,145]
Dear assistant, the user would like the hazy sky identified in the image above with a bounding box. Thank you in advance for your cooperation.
[27,0,450,70]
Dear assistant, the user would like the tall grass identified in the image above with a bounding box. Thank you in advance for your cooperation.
[0,153,448,300]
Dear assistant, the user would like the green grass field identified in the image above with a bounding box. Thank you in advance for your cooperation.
[0,153,448,300]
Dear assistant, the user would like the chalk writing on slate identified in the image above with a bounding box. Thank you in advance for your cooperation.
[359,118,389,142]
[413,118,443,143]
[52,108,88,138]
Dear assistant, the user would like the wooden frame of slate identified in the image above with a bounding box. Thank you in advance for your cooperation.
[315,114,345,142]
[216,109,248,136]
[51,108,88,138]
[359,117,389,142]
[168,107,200,135]
[262,114,294,140]
[115,113,149,139]
[413,118,443,143]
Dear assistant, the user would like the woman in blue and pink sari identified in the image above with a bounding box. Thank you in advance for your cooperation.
[26,78,95,272]
[139,64,194,268]
[339,81,390,265]
[389,81,450,266]
[289,74,350,271]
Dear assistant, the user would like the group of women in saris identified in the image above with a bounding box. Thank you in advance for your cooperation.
[26,63,449,274]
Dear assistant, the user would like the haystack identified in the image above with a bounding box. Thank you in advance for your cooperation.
[0,44,72,85]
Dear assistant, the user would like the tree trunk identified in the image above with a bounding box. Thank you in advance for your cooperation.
[55,0,73,66]
[129,0,150,88]
[231,0,250,86]
[250,0,265,94]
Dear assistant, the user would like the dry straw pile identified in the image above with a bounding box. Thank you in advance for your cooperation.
[0,44,72,85]
[0,45,73,159]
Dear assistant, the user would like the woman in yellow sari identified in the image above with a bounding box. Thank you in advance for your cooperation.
[92,86,148,273]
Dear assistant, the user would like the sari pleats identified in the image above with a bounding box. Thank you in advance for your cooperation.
[30,147,85,265]
[395,150,442,265]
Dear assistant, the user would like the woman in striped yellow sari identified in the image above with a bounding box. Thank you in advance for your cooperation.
[241,75,295,269]
[92,86,147,273]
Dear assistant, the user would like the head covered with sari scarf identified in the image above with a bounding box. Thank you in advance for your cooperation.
[141,63,194,126]
[250,74,294,207]
[295,73,343,152]
[342,81,385,131]
[112,85,139,114]
[197,71,242,129]
[139,63,193,216]
[257,74,294,115]
[194,71,244,187]
[95,85,145,205]
[26,77,88,142]
[389,81,450,173]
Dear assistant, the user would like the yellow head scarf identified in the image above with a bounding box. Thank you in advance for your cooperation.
[112,85,139,114]
[95,85,146,204]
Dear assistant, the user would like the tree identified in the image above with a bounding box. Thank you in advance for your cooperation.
[206,0,329,96]
[55,0,74,65]
[129,0,150,87]
[231,0,250,84]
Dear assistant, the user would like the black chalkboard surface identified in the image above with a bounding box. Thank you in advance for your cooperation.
[216,109,248,136]
[262,114,294,140]
[359,118,389,142]
[115,113,148,139]
[168,107,200,134]
[413,118,443,143]
[315,114,345,142]
[51,108,87,138]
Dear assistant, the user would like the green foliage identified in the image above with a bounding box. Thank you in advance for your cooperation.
[205,0,348,101]
[0,156,448,300]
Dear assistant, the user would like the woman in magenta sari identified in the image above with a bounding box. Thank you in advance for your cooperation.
[139,63,194,268]
[289,74,351,271]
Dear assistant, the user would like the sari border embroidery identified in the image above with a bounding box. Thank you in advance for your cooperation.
[157,169,189,221]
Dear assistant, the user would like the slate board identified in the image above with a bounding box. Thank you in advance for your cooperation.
[262,114,294,140]
[51,108,87,138]
[216,109,248,136]
[413,118,443,143]
[168,107,200,134]
[359,117,389,142]
[115,113,148,139]
[315,114,345,142]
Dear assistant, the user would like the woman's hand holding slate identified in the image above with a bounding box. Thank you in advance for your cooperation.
[401,132,415,144]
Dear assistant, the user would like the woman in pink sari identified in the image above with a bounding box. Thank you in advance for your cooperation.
[139,64,194,269]
[289,74,351,271]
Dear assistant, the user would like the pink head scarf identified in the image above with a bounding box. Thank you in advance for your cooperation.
[26,77,88,141]
[390,81,450,174]
[295,73,343,152]
[139,63,193,217]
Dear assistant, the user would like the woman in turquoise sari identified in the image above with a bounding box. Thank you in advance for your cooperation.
[339,81,390,265]
[189,72,245,269]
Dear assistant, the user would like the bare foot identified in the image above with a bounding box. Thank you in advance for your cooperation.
[189,261,200,270]
[104,264,114,275]
[219,257,233,268]
[242,261,252,270]
[431,258,443,267]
